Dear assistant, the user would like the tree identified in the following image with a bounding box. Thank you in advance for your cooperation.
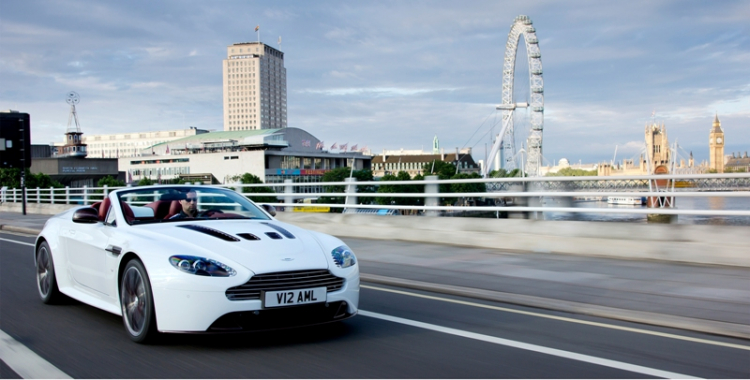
[0,169,63,189]
[546,167,597,176]
[167,177,187,185]
[137,177,155,186]
[318,167,375,212]
[97,175,125,188]
[447,172,486,206]
[92,175,126,197]
[422,160,456,178]
[0,168,22,189]
[489,168,523,178]
[450,172,486,193]
[421,161,454,199]
[375,171,423,207]
[231,173,276,203]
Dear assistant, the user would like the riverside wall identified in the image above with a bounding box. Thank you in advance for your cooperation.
[2,202,748,267]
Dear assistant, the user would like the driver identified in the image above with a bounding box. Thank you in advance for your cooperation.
[169,191,198,219]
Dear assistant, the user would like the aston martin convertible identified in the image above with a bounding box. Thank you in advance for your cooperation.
[34,185,359,343]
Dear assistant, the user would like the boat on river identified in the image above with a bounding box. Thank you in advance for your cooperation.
[607,196,646,205]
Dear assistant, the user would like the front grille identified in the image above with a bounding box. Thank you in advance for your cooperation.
[209,301,353,332]
[226,269,345,301]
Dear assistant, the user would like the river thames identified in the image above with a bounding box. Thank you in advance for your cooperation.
[543,196,750,225]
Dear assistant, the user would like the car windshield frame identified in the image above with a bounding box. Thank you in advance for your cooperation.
[115,186,272,225]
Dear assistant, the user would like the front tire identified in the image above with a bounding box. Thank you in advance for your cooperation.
[120,259,158,343]
[36,241,62,304]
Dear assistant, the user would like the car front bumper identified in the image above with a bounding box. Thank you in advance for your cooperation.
[152,270,359,333]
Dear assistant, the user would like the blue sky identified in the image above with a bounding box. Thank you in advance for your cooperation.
[1,0,748,167]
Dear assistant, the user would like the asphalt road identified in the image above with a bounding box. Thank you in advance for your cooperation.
[1,231,748,378]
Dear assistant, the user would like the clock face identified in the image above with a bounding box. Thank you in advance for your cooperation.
[717,137,723,144]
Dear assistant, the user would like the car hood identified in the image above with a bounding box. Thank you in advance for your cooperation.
[128,219,330,274]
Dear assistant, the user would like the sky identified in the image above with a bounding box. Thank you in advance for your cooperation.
[1,0,748,169]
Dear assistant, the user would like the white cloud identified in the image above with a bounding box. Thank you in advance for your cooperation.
[297,87,460,97]
[52,75,119,92]
[130,81,167,89]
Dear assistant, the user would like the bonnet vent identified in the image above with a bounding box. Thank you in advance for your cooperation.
[262,223,296,239]
[237,233,260,241]
[265,232,283,240]
[178,225,240,242]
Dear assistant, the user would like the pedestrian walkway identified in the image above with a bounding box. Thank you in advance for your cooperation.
[2,211,749,339]
[0,212,50,230]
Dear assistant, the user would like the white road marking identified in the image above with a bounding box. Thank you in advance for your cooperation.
[363,284,750,351]
[0,230,37,238]
[0,237,35,247]
[360,310,700,379]
[0,329,71,379]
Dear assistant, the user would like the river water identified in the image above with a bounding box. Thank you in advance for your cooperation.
[542,196,750,225]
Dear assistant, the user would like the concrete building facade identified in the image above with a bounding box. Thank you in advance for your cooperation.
[371,148,478,178]
[30,158,120,188]
[725,152,749,172]
[223,42,287,131]
[80,127,209,158]
[118,128,370,190]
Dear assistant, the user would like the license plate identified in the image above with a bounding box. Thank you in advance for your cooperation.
[263,287,327,308]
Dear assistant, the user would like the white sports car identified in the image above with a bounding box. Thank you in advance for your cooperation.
[35,185,359,343]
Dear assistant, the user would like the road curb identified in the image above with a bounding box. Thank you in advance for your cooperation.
[0,225,41,236]
[360,273,750,340]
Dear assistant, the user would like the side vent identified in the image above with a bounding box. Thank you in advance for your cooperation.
[238,233,260,241]
[265,232,282,240]
[262,223,296,239]
[178,225,240,242]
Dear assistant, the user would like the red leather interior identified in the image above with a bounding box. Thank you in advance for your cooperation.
[145,200,173,219]
[98,198,111,221]
[120,202,135,224]
[164,200,182,219]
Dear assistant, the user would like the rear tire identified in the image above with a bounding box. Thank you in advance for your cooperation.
[36,241,62,304]
[120,259,158,343]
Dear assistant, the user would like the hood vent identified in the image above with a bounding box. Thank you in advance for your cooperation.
[262,223,296,239]
[237,233,260,241]
[178,225,240,242]
[265,232,283,240]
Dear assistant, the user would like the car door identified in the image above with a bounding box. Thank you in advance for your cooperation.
[66,206,114,296]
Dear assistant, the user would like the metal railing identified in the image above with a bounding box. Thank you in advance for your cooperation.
[2,173,750,218]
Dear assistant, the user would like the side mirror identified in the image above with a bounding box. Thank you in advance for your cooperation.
[73,207,100,224]
[261,204,276,217]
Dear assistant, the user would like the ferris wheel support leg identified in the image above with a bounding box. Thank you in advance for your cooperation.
[483,110,514,177]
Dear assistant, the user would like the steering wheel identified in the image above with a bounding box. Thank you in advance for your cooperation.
[199,208,224,217]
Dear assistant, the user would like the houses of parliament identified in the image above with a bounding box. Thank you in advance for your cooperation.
[597,114,748,176]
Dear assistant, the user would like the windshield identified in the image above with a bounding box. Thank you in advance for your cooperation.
[116,186,272,225]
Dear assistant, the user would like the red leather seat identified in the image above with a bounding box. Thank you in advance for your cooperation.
[98,198,111,221]
[120,202,135,224]
[145,200,173,219]
[164,200,183,219]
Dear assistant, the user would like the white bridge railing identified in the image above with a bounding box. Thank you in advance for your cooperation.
[1,173,750,217]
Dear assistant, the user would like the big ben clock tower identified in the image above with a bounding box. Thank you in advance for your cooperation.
[709,113,725,173]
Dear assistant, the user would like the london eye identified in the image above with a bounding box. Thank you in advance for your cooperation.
[484,15,544,177]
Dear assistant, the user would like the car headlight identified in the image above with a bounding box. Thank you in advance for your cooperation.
[331,246,357,268]
[169,255,236,277]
